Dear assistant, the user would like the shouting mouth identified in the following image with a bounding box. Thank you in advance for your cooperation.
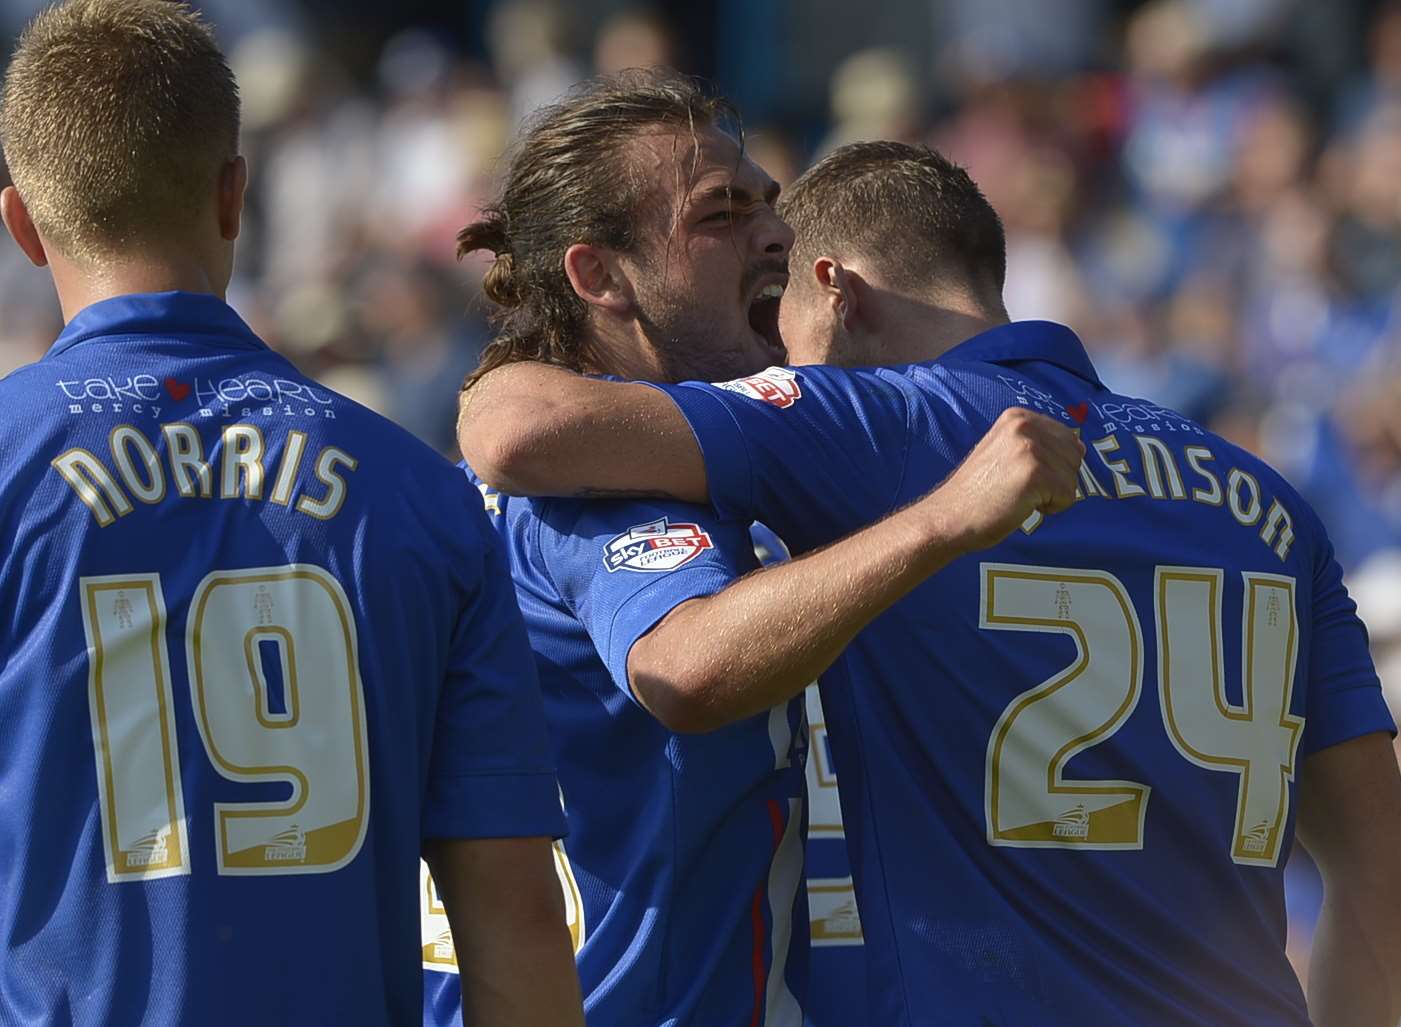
[747,280,787,361]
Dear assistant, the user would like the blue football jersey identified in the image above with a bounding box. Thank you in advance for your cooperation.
[649,322,1396,1027]
[0,292,564,1027]
[423,483,809,1025]
[748,524,867,1027]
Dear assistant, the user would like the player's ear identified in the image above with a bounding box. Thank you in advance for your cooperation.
[564,242,633,315]
[0,186,50,268]
[814,256,860,331]
[217,156,248,243]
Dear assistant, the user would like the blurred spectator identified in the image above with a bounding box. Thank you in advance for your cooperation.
[0,159,59,375]
[360,261,484,454]
[930,0,1109,82]
[817,48,925,156]
[745,127,804,191]
[593,7,678,75]
[1337,2,1401,133]
[487,0,585,126]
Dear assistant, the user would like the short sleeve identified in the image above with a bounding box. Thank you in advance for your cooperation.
[534,498,760,701]
[1300,529,1397,757]
[643,366,913,550]
[423,501,566,841]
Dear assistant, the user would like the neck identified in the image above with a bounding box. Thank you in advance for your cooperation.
[49,252,225,324]
[875,291,1009,365]
[578,318,667,381]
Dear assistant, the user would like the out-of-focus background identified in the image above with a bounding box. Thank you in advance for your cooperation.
[2,0,1398,985]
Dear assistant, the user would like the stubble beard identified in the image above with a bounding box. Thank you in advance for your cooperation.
[633,288,757,385]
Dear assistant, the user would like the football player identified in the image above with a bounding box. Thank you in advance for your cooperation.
[0,2,582,1024]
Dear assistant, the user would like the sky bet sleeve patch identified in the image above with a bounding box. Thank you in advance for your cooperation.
[712,366,803,408]
[603,518,715,573]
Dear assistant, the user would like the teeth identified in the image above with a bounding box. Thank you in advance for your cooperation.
[757,284,785,300]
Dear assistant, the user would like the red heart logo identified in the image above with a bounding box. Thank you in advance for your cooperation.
[164,377,191,402]
[1066,401,1089,424]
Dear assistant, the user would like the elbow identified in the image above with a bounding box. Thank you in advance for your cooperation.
[466,426,538,495]
[634,675,726,734]
[458,398,550,495]
[628,647,728,734]
[653,696,726,735]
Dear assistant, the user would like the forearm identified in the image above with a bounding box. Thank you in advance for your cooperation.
[457,915,584,1027]
[1297,733,1401,1027]
[631,408,1085,732]
[630,490,979,731]
[1307,885,1401,1027]
[458,362,706,501]
[425,837,585,1027]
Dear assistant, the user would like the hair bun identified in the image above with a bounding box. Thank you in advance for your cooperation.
[482,250,524,308]
[457,213,523,309]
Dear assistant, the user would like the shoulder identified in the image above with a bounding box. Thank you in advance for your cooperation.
[695,363,906,413]
[306,372,448,464]
[533,495,753,575]
[1203,427,1329,555]
[0,356,111,472]
[286,370,471,499]
[0,357,65,413]
[895,357,1028,420]
[861,359,1022,465]
[457,460,550,550]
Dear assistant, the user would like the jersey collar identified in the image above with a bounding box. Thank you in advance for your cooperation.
[939,320,1104,389]
[48,291,267,359]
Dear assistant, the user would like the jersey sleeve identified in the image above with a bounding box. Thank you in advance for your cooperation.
[1299,523,1396,757]
[534,498,760,701]
[644,366,914,547]
[422,498,567,842]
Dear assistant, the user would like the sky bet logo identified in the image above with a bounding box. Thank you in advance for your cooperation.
[603,518,714,573]
[57,374,337,421]
[713,367,802,408]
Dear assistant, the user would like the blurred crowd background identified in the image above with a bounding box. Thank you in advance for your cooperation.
[2,0,1399,989]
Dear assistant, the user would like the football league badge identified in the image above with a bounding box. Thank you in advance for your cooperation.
[604,518,715,573]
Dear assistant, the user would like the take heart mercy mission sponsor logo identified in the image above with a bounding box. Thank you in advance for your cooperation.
[603,518,715,573]
[55,373,338,421]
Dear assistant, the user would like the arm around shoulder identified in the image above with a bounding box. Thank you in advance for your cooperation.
[458,361,707,502]
[624,407,1085,733]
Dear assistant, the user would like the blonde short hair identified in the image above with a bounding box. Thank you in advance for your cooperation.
[0,0,240,262]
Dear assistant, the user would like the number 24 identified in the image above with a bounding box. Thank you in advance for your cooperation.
[982,563,1304,867]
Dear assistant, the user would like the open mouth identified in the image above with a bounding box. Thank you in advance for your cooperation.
[747,283,787,360]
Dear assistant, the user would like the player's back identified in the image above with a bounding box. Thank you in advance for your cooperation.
[826,383,1332,1025]
[657,322,1393,1026]
[0,292,517,1025]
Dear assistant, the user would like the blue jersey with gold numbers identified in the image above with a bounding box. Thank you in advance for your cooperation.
[0,292,564,1027]
[423,479,809,1026]
[649,321,1395,1027]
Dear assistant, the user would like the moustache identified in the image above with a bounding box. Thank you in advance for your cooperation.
[741,259,791,299]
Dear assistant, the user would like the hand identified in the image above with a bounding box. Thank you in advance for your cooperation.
[927,407,1084,554]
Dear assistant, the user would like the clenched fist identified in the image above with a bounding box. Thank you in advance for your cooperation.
[925,406,1084,555]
